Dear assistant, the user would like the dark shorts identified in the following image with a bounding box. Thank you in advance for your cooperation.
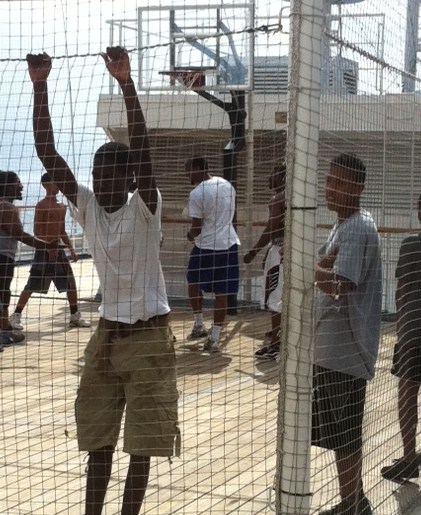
[392,305,421,383]
[24,249,76,294]
[75,315,180,457]
[0,254,15,311]
[312,365,367,453]
[186,244,239,295]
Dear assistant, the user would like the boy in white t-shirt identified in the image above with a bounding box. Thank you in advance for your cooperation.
[27,47,179,515]
[185,157,240,352]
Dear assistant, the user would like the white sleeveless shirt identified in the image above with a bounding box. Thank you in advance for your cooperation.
[74,185,170,323]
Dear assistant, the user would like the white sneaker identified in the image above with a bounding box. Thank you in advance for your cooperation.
[10,312,23,330]
[69,312,91,328]
[203,337,219,353]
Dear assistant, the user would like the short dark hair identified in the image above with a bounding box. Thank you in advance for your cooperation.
[94,142,133,175]
[0,170,19,196]
[41,172,52,184]
[185,156,208,172]
[331,153,366,185]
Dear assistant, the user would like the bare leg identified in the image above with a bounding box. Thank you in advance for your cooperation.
[398,378,420,462]
[335,449,364,502]
[214,294,227,326]
[121,455,151,515]
[85,446,114,515]
[14,290,32,314]
[270,311,281,343]
[0,309,9,331]
[188,283,203,314]
[67,289,79,314]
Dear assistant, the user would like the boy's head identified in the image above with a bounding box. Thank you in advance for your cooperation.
[41,172,59,195]
[185,157,209,186]
[0,170,23,201]
[92,142,135,207]
[326,153,366,214]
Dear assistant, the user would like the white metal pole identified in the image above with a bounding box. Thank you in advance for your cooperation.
[403,0,420,93]
[244,1,255,303]
[275,0,323,513]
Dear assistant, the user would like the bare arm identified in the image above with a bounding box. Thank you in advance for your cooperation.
[101,47,157,213]
[60,229,78,262]
[0,205,57,250]
[244,194,285,264]
[27,53,78,206]
[187,218,202,242]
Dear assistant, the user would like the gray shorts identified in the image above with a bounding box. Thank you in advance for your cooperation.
[24,249,76,294]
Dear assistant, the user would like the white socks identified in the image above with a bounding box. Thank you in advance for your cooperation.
[211,324,222,342]
[194,312,204,327]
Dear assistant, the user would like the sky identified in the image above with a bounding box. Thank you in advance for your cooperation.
[0,0,417,230]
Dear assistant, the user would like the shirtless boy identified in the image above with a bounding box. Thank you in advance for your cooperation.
[10,173,90,330]
[244,165,286,360]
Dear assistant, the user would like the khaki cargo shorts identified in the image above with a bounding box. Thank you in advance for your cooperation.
[75,315,180,457]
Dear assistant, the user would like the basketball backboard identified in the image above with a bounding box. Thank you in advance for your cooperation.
[137,4,254,92]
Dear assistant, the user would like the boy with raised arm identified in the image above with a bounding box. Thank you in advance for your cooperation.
[27,47,179,515]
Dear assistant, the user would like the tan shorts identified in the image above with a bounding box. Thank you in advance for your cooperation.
[75,315,180,457]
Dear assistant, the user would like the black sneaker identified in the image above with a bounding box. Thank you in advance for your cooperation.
[255,343,279,360]
[1,331,25,346]
[381,457,419,482]
[319,496,372,515]
[187,325,208,340]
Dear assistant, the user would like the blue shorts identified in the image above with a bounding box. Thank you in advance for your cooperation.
[187,244,239,295]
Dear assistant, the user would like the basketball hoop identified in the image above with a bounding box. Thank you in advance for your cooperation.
[159,67,216,90]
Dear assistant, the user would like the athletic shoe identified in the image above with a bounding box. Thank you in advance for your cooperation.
[69,312,91,328]
[381,457,419,481]
[203,337,219,353]
[255,343,280,360]
[263,330,280,346]
[1,331,26,346]
[319,496,372,515]
[9,312,23,331]
[187,324,208,340]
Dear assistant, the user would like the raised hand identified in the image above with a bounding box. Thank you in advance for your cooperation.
[101,46,131,83]
[26,52,52,83]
